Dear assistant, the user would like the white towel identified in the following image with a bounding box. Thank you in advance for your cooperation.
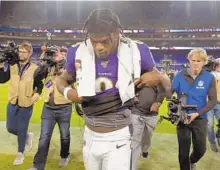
[75,40,96,96]
[75,37,141,104]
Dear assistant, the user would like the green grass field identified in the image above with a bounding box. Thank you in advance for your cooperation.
[0,84,175,134]
[0,84,219,170]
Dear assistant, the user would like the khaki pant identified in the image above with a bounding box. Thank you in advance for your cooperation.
[131,114,157,170]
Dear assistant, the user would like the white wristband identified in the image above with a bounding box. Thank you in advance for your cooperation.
[63,87,73,100]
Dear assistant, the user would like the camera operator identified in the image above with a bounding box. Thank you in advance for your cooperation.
[28,46,72,170]
[60,47,67,60]
[131,74,170,170]
[207,58,220,152]
[172,48,217,170]
[0,42,43,165]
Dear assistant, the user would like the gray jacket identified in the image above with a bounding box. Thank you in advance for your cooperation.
[132,84,166,116]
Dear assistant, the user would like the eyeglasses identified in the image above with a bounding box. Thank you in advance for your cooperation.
[19,50,29,54]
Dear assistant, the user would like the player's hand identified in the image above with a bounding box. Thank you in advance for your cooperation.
[31,93,40,103]
[135,69,161,88]
[187,113,199,123]
[134,93,140,104]
[150,103,160,112]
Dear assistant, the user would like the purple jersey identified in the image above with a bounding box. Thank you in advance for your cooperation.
[66,42,155,96]
[137,43,156,71]
[95,51,119,96]
[66,45,79,73]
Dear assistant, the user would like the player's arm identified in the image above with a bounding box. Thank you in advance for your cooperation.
[137,68,171,89]
[56,71,82,103]
[56,70,75,93]
[135,43,171,90]
[56,45,82,103]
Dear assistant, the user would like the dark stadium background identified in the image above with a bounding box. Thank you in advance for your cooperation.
[0,1,220,170]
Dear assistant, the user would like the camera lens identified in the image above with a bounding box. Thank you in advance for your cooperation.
[168,102,178,112]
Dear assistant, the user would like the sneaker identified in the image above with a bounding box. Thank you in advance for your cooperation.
[25,132,33,152]
[210,143,218,152]
[190,163,196,170]
[142,152,149,159]
[27,168,38,170]
[13,152,24,165]
[58,157,70,167]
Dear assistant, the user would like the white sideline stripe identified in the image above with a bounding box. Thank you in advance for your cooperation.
[0,121,176,135]
[0,101,8,103]
[0,84,8,87]
[0,152,17,155]
[0,151,38,156]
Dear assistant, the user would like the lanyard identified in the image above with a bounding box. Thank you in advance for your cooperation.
[18,62,31,77]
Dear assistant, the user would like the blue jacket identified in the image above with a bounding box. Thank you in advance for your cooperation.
[172,70,214,119]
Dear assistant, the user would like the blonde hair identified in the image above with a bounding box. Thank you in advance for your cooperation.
[187,48,208,63]
[19,42,33,53]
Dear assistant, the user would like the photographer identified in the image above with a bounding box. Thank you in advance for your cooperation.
[207,58,220,152]
[172,48,217,170]
[60,47,67,60]
[28,46,72,170]
[0,42,43,165]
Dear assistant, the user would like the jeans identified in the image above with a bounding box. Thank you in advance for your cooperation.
[33,104,72,170]
[207,103,220,144]
[6,102,33,153]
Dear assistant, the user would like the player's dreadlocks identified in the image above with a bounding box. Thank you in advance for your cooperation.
[83,9,123,44]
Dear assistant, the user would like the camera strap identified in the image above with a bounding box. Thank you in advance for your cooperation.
[3,62,9,72]
[18,62,31,77]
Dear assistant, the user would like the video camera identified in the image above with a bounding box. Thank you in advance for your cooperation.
[0,41,19,65]
[40,32,60,67]
[41,44,59,67]
[203,56,216,72]
[158,94,197,125]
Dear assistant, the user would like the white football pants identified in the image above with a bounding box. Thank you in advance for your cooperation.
[83,125,132,170]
